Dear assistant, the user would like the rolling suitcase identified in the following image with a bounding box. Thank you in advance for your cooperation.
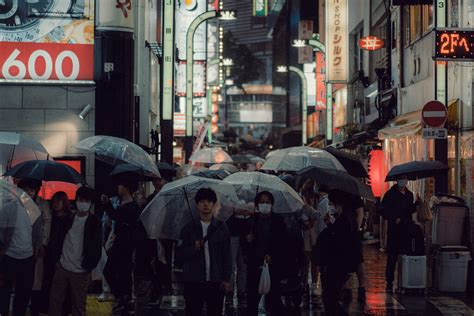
[397,255,427,294]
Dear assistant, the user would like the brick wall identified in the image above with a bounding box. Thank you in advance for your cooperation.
[0,85,95,186]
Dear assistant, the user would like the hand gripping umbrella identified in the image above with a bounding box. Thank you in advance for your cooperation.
[140,176,240,240]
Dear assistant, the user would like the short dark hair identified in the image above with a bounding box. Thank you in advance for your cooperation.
[76,187,95,202]
[255,191,274,205]
[118,180,139,194]
[17,178,42,191]
[195,188,217,204]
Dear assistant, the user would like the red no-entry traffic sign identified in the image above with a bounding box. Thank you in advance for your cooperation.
[422,101,447,127]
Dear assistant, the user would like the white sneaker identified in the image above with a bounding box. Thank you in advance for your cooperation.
[98,292,115,302]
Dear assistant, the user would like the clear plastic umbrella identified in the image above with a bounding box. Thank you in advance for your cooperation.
[74,135,160,177]
[209,163,239,174]
[189,148,233,165]
[262,146,346,172]
[140,176,240,240]
[0,132,50,175]
[176,164,208,178]
[224,172,304,213]
[0,179,42,230]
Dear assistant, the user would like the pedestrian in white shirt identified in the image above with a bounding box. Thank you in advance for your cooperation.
[48,187,102,316]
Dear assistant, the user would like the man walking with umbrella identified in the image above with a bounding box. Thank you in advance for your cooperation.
[380,175,420,293]
[175,188,232,316]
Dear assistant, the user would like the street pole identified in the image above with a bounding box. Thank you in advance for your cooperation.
[434,0,448,193]
[184,10,218,162]
[288,66,308,145]
[308,36,331,145]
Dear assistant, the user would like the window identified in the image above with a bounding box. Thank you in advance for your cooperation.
[404,4,433,46]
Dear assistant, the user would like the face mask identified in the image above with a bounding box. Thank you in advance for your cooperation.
[397,179,408,188]
[258,203,272,214]
[76,202,91,212]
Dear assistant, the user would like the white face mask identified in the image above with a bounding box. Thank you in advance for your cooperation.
[258,203,272,214]
[76,202,91,212]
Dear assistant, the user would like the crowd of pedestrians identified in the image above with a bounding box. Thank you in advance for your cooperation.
[0,163,424,316]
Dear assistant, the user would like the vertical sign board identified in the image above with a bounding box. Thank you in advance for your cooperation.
[162,0,175,120]
[0,1,95,83]
[436,0,446,102]
[253,0,268,17]
[176,0,207,61]
[315,52,327,110]
[326,0,348,83]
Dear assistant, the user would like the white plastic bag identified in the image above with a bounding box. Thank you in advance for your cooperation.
[258,262,271,295]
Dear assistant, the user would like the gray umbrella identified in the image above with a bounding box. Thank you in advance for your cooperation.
[262,146,346,172]
[0,132,50,174]
[74,135,160,177]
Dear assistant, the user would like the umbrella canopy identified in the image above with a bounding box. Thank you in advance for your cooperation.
[224,172,304,213]
[176,164,208,178]
[0,179,42,227]
[385,160,449,182]
[193,169,231,180]
[189,148,233,164]
[231,154,252,164]
[209,163,239,174]
[4,160,86,185]
[140,176,240,240]
[109,163,159,182]
[246,154,265,164]
[0,132,50,173]
[156,161,177,179]
[262,146,346,172]
[324,147,368,178]
[297,166,375,200]
[74,135,160,177]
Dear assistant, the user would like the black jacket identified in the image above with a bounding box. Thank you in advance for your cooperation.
[380,185,417,227]
[243,213,288,279]
[175,218,232,284]
[58,213,102,272]
[104,200,140,253]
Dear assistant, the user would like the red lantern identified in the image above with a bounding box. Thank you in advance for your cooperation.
[358,36,385,51]
[368,149,389,198]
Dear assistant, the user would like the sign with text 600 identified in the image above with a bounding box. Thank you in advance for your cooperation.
[0,42,94,82]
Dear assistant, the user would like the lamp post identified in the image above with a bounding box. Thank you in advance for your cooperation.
[277,65,308,145]
[308,35,332,145]
[184,10,236,162]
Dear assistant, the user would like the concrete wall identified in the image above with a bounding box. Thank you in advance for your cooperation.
[0,85,95,186]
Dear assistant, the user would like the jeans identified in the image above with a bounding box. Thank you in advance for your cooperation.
[0,255,35,316]
[183,282,224,316]
[230,236,247,294]
[49,265,89,316]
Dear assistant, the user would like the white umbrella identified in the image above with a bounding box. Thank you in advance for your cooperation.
[224,172,304,213]
[262,146,346,172]
[0,132,50,174]
[140,176,240,240]
[189,148,233,165]
[74,135,160,177]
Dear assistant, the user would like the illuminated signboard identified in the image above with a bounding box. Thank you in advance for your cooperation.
[0,0,94,83]
[326,0,348,82]
[162,0,175,120]
[358,36,385,51]
[253,0,268,17]
[434,28,474,61]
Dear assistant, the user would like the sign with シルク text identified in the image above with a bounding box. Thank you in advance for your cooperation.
[434,28,474,61]
[253,0,268,17]
[326,0,348,82]
[0,0,94,83]
[422,128,448,139]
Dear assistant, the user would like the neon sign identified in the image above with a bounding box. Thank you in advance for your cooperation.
[358,36,385,51]
[434,28,474,61]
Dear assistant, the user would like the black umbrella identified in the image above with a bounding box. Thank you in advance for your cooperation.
[4,160,86,184]
[297,166,374,200]
[324,147,368,178]
[156,161,177,179]
[110,163,159,182]
[231,154,252,165]
[385,160,449,182]
[193,169,231,180]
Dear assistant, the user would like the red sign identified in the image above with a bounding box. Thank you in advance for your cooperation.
[0,42,94,81]
[315,52,326,110]
[38,160,82,201]
[358,36,385,51]
[422,101,447,127]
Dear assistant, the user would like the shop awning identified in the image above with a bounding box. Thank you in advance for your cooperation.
[378,110,422,140]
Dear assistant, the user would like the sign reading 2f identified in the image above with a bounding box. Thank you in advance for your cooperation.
[434,28,474,61]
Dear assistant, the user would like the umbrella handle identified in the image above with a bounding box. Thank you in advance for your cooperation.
[183,187,197,227]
